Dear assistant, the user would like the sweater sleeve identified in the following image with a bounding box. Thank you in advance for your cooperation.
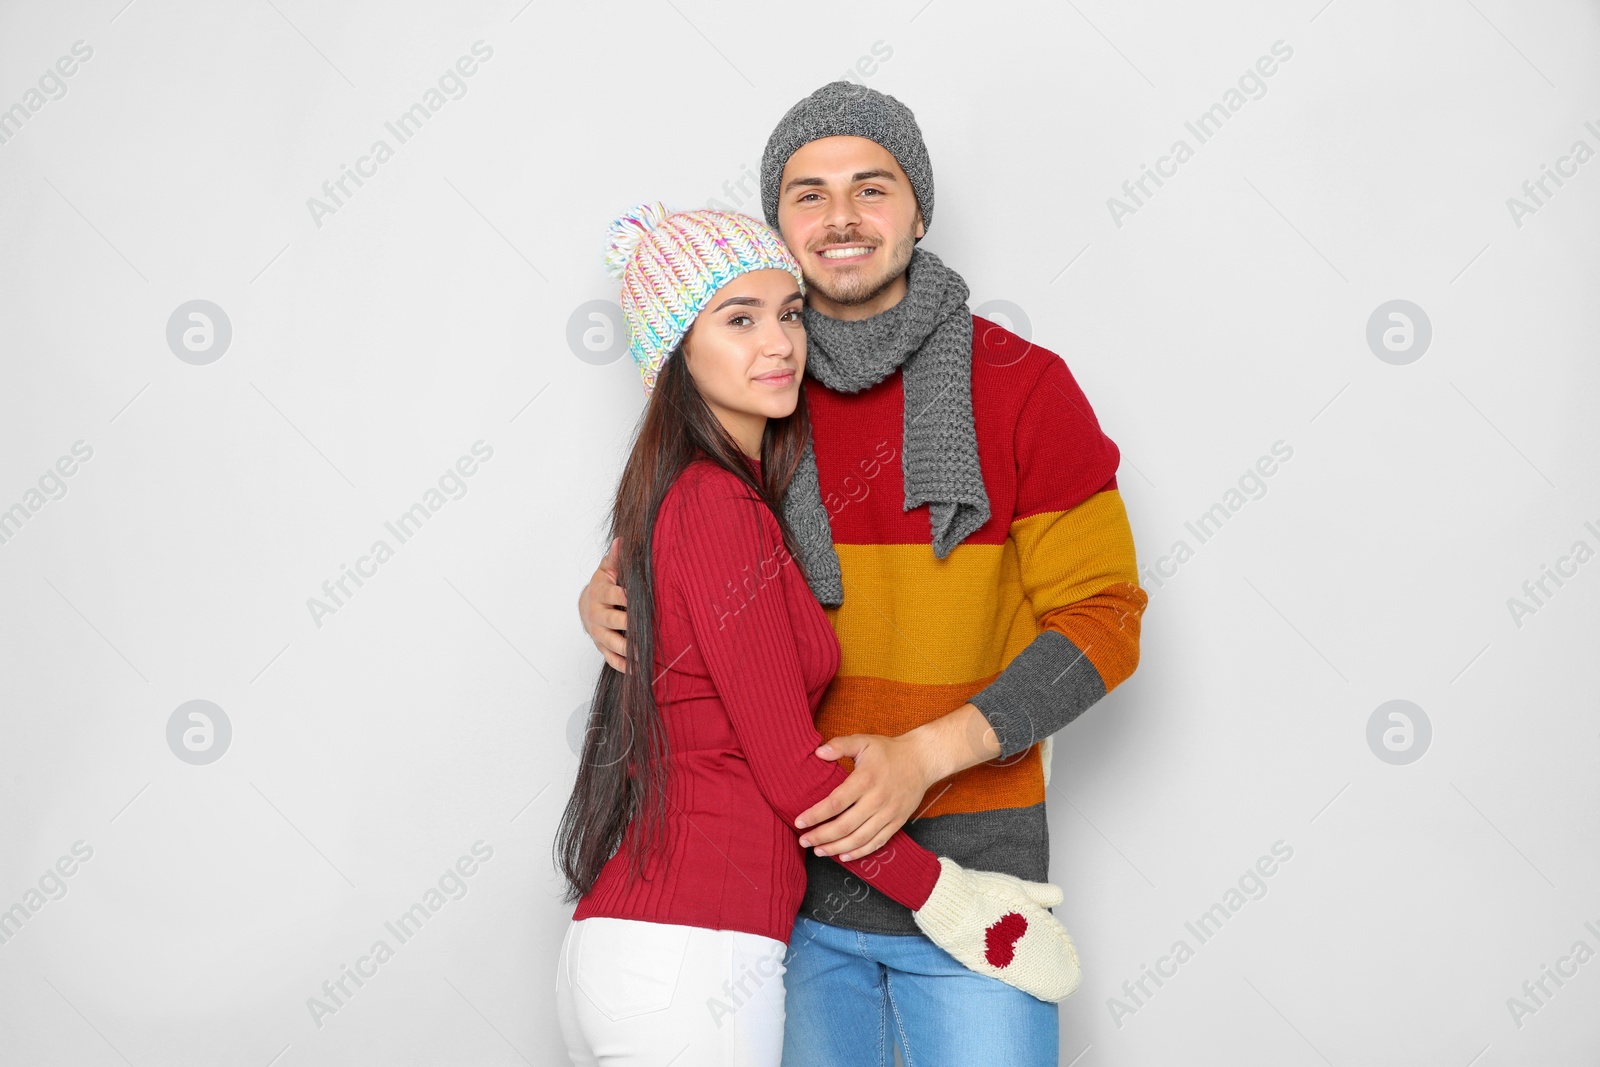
[661,464,942,910]
[968,351,1150,760]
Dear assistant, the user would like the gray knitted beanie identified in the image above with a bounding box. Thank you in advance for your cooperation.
[760,81,934,235]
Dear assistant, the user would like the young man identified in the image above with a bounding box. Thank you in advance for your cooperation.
[577,82,1147,1066]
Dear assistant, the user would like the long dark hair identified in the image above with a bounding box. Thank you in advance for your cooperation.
[554,344,813,902]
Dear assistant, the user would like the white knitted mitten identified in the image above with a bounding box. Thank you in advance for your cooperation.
[911,856,1082,1002]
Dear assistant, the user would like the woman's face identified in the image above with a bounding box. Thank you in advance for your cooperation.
[681,268,806,439]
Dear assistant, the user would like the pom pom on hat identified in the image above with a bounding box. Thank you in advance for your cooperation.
[604,202,669,279]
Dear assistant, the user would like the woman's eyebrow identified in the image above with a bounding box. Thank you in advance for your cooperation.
[708,296,763,313]
[709,291,804,313]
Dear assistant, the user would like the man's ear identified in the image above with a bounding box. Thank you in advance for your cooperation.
[914,211,926,241]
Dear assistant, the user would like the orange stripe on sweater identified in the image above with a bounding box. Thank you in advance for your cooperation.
[1039,582,1148,693]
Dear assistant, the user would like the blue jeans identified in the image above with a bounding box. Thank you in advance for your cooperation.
[781,915,1059,1066]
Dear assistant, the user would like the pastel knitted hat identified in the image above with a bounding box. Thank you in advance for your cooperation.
[603,203,806,395]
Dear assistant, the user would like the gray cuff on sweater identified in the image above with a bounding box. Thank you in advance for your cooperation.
[969,630,1108,760]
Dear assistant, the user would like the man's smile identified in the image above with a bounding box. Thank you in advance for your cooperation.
[817,244,876,261]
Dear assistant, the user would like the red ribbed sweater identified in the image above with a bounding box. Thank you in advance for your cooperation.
[571,453,942,944]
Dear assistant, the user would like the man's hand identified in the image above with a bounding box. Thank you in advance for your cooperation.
[795,703,1005,861]
[794,732,937,862]
[579,537,629,672]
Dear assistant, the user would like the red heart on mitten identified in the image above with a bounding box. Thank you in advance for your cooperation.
[984,911,1028,967]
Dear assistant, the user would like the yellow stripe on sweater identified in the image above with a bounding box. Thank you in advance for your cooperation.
[1010,489,1141,610]
[823,541,1034,685]
[825,489,1140,686]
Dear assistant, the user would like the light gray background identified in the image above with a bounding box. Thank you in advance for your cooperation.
[2,1,1597,1064]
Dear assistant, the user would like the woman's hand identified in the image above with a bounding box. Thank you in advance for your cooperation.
[912,857,1082,1002]
[579,537,629,672]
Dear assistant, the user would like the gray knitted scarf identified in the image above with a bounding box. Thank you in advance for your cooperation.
[782,247,990,607]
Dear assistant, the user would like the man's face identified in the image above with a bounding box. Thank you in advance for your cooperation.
[776,135,925,319]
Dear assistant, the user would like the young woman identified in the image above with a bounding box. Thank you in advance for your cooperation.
[553,204,1080,1066]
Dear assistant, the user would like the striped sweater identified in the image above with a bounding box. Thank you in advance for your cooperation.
[799,314,1147,935]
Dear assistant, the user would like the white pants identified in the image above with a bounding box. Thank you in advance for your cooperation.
[555,917,788,1066]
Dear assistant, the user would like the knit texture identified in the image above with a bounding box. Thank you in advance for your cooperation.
[759,81,934,233]
[795,318,1149,935]
[781,246,987,608]
[604,203,805,395]
[572,454,940,945]
[911,857,1083,1002]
